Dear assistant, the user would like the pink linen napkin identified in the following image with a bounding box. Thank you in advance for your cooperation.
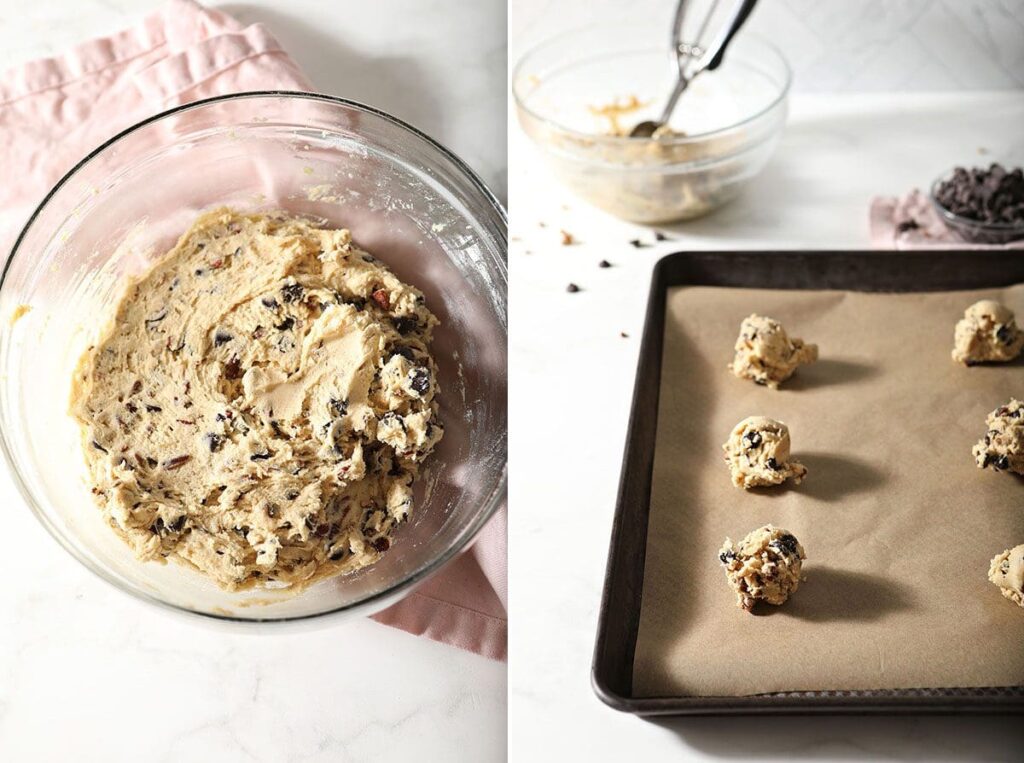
[1,0,506,661]
[870,190,1024,249]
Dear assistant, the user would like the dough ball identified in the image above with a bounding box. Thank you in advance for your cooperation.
[719,525,806,612]
[989,544,1024,608]
[972,398,1024,475]
[723,416,807,489]
[952,299,1024,365]
[728,314,818,389]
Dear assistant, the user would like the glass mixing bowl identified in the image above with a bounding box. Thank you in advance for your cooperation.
[513,22,791,223]
[0,92,507,624]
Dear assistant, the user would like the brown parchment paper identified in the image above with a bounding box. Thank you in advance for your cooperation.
[633,284,1024,698]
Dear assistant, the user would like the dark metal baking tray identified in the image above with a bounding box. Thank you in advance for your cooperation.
[592,250,1024,716]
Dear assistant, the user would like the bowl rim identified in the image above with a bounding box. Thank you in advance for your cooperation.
[928,172,1024,233]
[511,23,792,146]
[0,89,508,626]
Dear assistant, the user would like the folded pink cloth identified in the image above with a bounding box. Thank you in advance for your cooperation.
[1,0,506,661]
[870,190,1024,249]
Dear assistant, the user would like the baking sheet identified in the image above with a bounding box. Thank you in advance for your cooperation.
[633,284,1024,698]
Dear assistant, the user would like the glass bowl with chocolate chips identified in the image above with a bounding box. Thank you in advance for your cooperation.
[930,164,1024,244]
[512,20,790,223]
[0,92,506,624]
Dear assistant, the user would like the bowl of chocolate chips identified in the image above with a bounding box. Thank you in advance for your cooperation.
[930,163,1024,244]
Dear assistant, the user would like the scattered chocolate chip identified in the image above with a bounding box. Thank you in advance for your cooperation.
[371,537,391,552]
[281,283,304,303]
[744,431,763,449]
[204,433,224,452]
[766,457,781,471]
[895,219,920,234]
[598,260,612,268]
[655,231,670,241]
[718,550,736,564]
[131,380,143,395]
[329,548,347,561]
[214,330,233,346]
[285,489,300,502]
[144,404,162,413]
[261,296,280,309]
[250,452,273,461]
[163,455,191,470]
[329,398,348,417]
[996,325,1014,344]
[566,283,580,293]
[628,239,649,248]
[620,331,629,338]
[390,346,415,361]
[125,402,138,413]
[91,440,108,453]
[997,455,1011,470]
[274,317,295,331]
[233,247,242,257]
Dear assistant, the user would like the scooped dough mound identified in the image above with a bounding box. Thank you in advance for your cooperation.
[952,299,1024,365]
[972,398,1024,475]
[723,416,807,489]
[728,314,818,389]
[71,209,443,591]
[989,544,1024,608]
[719,525,806,612]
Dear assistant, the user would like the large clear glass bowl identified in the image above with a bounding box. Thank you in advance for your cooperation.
[513,22,791,223]
[0,92,507,624]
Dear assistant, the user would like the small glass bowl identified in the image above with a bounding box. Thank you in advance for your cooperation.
[929,174,1024,245]
[0,92,507,625]
[512,21,791,224]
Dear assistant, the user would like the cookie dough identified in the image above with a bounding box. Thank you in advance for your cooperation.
[972,398,1024,475]
[71,209,443,591]
[719,525,806,611]
[952,299,1024,365]
[989,544,1024,608]
[728,314,818,388]
[723,416,807,489]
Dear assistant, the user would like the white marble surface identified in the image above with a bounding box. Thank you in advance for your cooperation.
[0,1,505,761]
[508,90,1024,760]
[511,0,1024,92]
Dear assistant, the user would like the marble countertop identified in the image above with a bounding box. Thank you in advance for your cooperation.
[0,1,505,761]
[508,90,1024,761]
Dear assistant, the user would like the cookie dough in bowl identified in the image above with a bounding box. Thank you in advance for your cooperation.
[71,209,443,591]
[0,93,507,623]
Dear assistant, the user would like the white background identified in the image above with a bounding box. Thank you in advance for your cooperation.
[511,0,1024,92]
[509,0,1024,761]
[0,1,506,762]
